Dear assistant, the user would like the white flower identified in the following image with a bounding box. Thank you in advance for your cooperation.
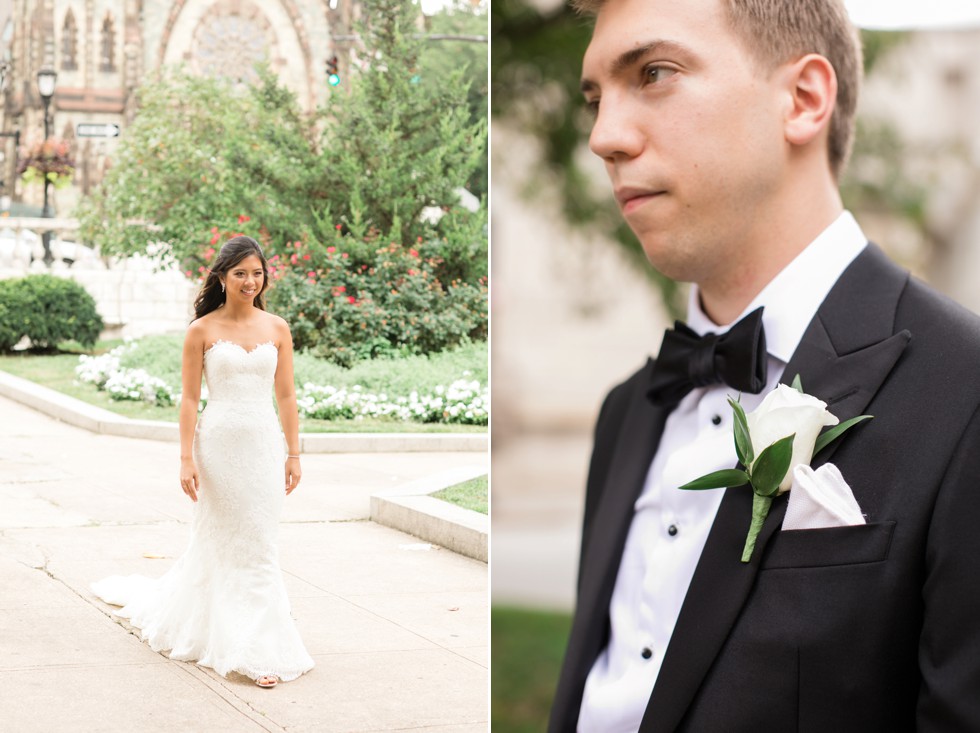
[745,383,839,493]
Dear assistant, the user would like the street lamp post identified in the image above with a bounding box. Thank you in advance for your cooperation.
[36,68,57,266]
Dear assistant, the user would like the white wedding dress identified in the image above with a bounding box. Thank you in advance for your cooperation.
[91,340,314,682]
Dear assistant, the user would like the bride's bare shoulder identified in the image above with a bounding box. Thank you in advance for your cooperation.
[257,310,289,332]
[185,316,212,350]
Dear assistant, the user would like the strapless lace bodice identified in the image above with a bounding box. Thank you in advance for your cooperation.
[203,340,278,402]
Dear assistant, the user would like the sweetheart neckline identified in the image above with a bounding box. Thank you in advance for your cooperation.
[204,339,277,358]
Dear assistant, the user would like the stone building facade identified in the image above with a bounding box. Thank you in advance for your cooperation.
[1,0,356,214]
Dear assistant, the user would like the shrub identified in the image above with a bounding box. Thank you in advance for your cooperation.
[0,287,27,351]
[4,275,104,350]
[265,228,487,368]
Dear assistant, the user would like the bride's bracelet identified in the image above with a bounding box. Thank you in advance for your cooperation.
[287,454,301,459]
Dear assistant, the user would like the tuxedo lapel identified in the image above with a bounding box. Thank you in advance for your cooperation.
[639,244,911,732]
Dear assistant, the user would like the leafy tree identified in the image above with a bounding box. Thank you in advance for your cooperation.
[76,66,319,263]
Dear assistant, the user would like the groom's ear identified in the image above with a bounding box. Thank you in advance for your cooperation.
[779,53,837,150]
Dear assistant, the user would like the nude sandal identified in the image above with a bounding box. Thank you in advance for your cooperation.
[255,675,279,688]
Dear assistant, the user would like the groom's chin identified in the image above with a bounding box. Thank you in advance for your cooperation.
[634,236,702,285]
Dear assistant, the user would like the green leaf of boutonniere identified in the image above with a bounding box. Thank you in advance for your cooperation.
[728,397,754,467]
[748,433,795,497]
[813,414,873,456]
[679,469,750,491]
[791,373,804,393]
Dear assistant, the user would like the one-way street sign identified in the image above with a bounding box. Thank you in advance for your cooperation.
[76,123,121,138]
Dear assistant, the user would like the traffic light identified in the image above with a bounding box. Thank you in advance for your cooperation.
[326,56,340,87]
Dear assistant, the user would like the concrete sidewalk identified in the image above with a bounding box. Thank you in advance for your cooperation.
[0,395,488,732]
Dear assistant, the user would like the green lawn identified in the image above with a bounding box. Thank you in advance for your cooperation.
[0,336,487,433]
[492,606,573,733]
[432,474,488,514]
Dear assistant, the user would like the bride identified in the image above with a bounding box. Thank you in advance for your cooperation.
[91,235,315,688]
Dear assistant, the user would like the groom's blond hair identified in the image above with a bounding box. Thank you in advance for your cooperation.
[573,0,862,179]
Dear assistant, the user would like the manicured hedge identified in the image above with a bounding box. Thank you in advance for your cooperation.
[0,274,104,352]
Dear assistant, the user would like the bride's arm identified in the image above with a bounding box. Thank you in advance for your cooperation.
[274,317,302,494]
[179,323,205,502]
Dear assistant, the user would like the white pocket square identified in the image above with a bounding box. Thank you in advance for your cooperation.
[783,463,866,530]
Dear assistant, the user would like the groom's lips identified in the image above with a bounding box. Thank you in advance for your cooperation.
[615,187,666,214]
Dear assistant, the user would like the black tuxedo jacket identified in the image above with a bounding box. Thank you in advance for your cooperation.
[549,244,980,732]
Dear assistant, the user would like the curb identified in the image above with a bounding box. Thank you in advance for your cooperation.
[0,369,488,454]
[371,465,489,562]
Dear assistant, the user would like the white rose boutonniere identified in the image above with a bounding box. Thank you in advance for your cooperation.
[680,375,872,562]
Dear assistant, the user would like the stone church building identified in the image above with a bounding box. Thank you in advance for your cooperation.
[1,0,357,213]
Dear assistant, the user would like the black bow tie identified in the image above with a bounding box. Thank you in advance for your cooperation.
[647,306,768,406]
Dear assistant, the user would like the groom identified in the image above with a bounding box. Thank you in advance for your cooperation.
[550,0,980,731]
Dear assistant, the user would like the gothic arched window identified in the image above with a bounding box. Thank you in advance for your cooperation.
[61,10,78,71]
[100,13,116,72]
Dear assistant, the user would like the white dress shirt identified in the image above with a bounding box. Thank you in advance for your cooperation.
[577,211,868,733]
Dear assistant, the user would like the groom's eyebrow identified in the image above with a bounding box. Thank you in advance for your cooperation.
[580,39,697,94]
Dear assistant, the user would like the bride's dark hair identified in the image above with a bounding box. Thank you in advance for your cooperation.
[193,236,271,320]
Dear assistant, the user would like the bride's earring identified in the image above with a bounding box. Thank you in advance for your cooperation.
[221,281,226,293]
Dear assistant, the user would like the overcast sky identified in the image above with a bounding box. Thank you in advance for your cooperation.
[845,0,980,29]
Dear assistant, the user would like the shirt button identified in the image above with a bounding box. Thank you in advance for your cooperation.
[641,647,653,660]
[667,524,678,537]
[711,414,722,426]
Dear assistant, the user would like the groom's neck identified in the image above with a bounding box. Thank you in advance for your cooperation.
[697,180,844,326]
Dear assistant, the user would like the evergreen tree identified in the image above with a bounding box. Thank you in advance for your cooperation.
[318,0,486,245]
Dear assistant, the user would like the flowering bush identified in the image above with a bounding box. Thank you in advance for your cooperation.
[105,368,176,405]
[76,342,177,407]
[178,213,487,368]
[75,343,488,425]
[265,226,487,367]
[296,378,487,425]
[17,139,75,189]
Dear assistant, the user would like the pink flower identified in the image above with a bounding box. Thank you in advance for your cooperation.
[303,254,311,260]
[408,269,417,276]
[335,224,342,230]
[290,254,298,264]
[326,246,336,254]
[341,253,349,259]
[238,214,250,224]
[184,270,192,277]
[338,285,346,293]
[348,295,356,304]
[409,249,419,258]
[307,271,316,278]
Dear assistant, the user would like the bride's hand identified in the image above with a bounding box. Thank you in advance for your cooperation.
[180,458,199,502]
[285,456,301,494]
